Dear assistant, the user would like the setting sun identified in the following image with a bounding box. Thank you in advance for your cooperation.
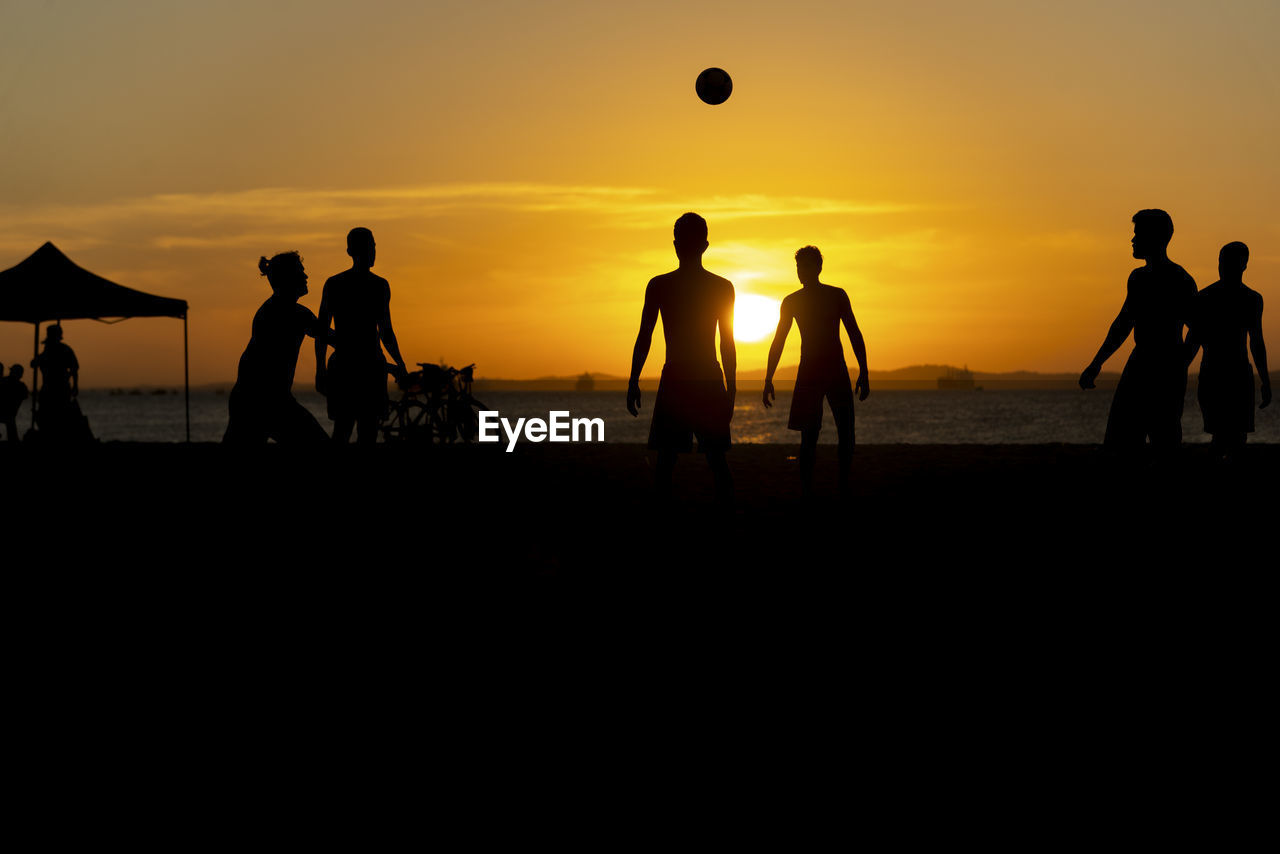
[734,292,781,343]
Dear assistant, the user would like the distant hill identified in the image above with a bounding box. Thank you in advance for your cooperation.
[472,365,1129,390]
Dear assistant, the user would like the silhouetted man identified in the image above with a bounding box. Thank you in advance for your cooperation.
[1184,241,1270,461]
[31,324,79,439]
[316,228,408,445]
[1080,210,1196,451]
[0,364,28,442]
[627,213,735,503]
[763,246,869,498]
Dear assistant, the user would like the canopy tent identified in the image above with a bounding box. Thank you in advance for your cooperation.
[0,242,190,440]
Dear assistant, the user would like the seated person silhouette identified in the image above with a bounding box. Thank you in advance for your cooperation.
[30,324,81,439]
[1080,209,1197,452]
[763,246,870,498]
[627,212,735,503]
[315,227,408,445]
[0,364,29,442]
[1184,241,1271,461]
[223,252,329,444]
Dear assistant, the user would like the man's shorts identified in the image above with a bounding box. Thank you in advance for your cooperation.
[327,351,389,423]
[788,368,854,432]
[1198,361,1255,436]
[648,361,731,453]
[1103,350,1186,448]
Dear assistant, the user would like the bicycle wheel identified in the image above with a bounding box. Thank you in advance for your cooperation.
[380,401,407,442]
[383,399,431,442]
[454,396,484,442]
[424,403,449,443]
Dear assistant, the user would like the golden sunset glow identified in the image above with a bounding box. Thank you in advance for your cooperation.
[734,292,782,343]
[1,1,1277,385]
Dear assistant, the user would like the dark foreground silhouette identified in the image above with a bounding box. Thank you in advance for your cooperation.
[30,323,91,442]
[764,245,869,498]
[1080,210,1197,451]
[224,252,327,444]
[315,227,408,445]
[5,440,1276,586]
[1184,242,1271,461]
[0,363,28,442]
[7,439,1268,836]
[627,212,736,503]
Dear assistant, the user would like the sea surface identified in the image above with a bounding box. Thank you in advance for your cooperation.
[17,388,1278,444]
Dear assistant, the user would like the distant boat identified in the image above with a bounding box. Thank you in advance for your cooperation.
[575,372,595,391]
[937,365,976,390]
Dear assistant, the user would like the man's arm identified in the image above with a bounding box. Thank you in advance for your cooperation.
[719,286,736,417]
[1183,325,1201,368]
[1250,294,1270,409]
[1183,286,1201,368]
[763,299,793,408]
[1080,297,1133,389]
[841,292,870,400]
[379,289,408,379]
[301,306,329,342]
[70,349,79,397]
[627,280,660,416]
[314,284,332,394]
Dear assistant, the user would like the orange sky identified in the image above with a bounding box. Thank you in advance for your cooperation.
[1,1,1277,385]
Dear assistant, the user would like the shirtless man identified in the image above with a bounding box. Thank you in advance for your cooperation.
[763,246,870,498]
[626,213,735,503]
[315,228,408,445]
[1080,209,1197,452]
[1184,241,1271,461]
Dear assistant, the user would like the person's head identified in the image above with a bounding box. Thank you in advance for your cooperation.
[258,251,308,299]
[1219,241,1249,280]
[9,364,23,380]
[673,213,708,262]
[1131,209,1174,259]
[46,324,63,343]
[795,245,823,284]
[347,227,376,268]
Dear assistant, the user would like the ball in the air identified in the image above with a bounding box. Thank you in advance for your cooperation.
[695,67,733,105]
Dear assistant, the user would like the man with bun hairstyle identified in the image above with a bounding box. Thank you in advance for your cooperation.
[224,252,328,444]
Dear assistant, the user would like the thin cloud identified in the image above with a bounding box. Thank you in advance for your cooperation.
[0,182,930,244]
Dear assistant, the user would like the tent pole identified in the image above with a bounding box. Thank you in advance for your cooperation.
[183,312,190,443]
[31,322,39,431]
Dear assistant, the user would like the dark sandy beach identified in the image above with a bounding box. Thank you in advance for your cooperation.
[7,440,1271,817]
[7,441,1273,584]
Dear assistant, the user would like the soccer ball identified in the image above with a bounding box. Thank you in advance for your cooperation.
[695,68,733,105]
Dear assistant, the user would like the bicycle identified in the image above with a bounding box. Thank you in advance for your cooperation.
[381,362,488,443]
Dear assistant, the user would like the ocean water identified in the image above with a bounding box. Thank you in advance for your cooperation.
[16,388,1278,444]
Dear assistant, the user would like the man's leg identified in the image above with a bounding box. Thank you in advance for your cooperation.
[332,418,355,444]
[832,403,854,496]
[277,399,329,445]
[1146,377,1186,464]
[799,428,819,499]
[1211,431,1246,462]
[1103,373,1147,458]
[706,448,733,506]
[356,416,380,446]
[655,450,677,501]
